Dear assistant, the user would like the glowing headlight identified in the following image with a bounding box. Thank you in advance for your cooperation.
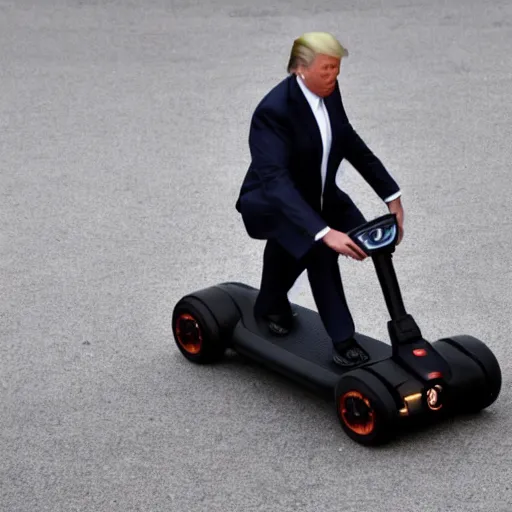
[356,224,397,251]
[426,385,443,411]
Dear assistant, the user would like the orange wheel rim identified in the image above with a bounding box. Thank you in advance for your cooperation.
[340,390,376,436]
[175,313,203,354]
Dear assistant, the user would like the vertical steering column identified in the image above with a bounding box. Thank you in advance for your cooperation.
[372,252,407,320]
[347,213,423,350]
[371,251,423,349]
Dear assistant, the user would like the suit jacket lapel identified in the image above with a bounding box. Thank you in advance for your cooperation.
[289,75,323,165]
[323,85,344,187]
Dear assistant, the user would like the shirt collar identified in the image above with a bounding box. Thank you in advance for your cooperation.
[296,74,323,111]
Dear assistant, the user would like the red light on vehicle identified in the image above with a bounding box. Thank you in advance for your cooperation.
[413,349,427,357]
[428,371,442,380]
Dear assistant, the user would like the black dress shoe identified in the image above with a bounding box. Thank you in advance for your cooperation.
[264,312,294,336]
[332,338,370,367]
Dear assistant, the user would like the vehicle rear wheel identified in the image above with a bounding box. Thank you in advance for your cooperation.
[172,286,239,364]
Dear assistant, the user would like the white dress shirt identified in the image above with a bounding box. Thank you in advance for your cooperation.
[296,75,401,241]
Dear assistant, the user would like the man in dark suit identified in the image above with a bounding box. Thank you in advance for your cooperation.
[235,32,405,367]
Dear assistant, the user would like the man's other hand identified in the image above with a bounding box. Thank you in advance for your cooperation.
[322,230,368,261]
[387,197,404,244]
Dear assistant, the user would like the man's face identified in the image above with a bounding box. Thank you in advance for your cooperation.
[301,54,341,97]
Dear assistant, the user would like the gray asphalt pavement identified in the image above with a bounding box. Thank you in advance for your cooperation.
[2,0,512,511]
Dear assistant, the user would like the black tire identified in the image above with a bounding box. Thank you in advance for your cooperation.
[436,335,501,412]
[172,286,240,364]
[334,369,398,446]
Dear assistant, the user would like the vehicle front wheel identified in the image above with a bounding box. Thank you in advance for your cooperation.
[335,369,398,446]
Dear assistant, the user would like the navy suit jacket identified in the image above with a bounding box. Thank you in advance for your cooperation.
[236,74,400,259]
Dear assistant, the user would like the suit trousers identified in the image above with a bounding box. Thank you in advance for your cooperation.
[253,196,366,347]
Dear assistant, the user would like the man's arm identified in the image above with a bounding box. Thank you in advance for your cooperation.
[336,93,401,202]
[249,106,328,238]
[342,127,405,245]
[343,126,401,201]
[336,93,405,243]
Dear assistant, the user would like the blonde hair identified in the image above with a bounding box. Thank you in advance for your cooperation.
[287,32,348,73]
